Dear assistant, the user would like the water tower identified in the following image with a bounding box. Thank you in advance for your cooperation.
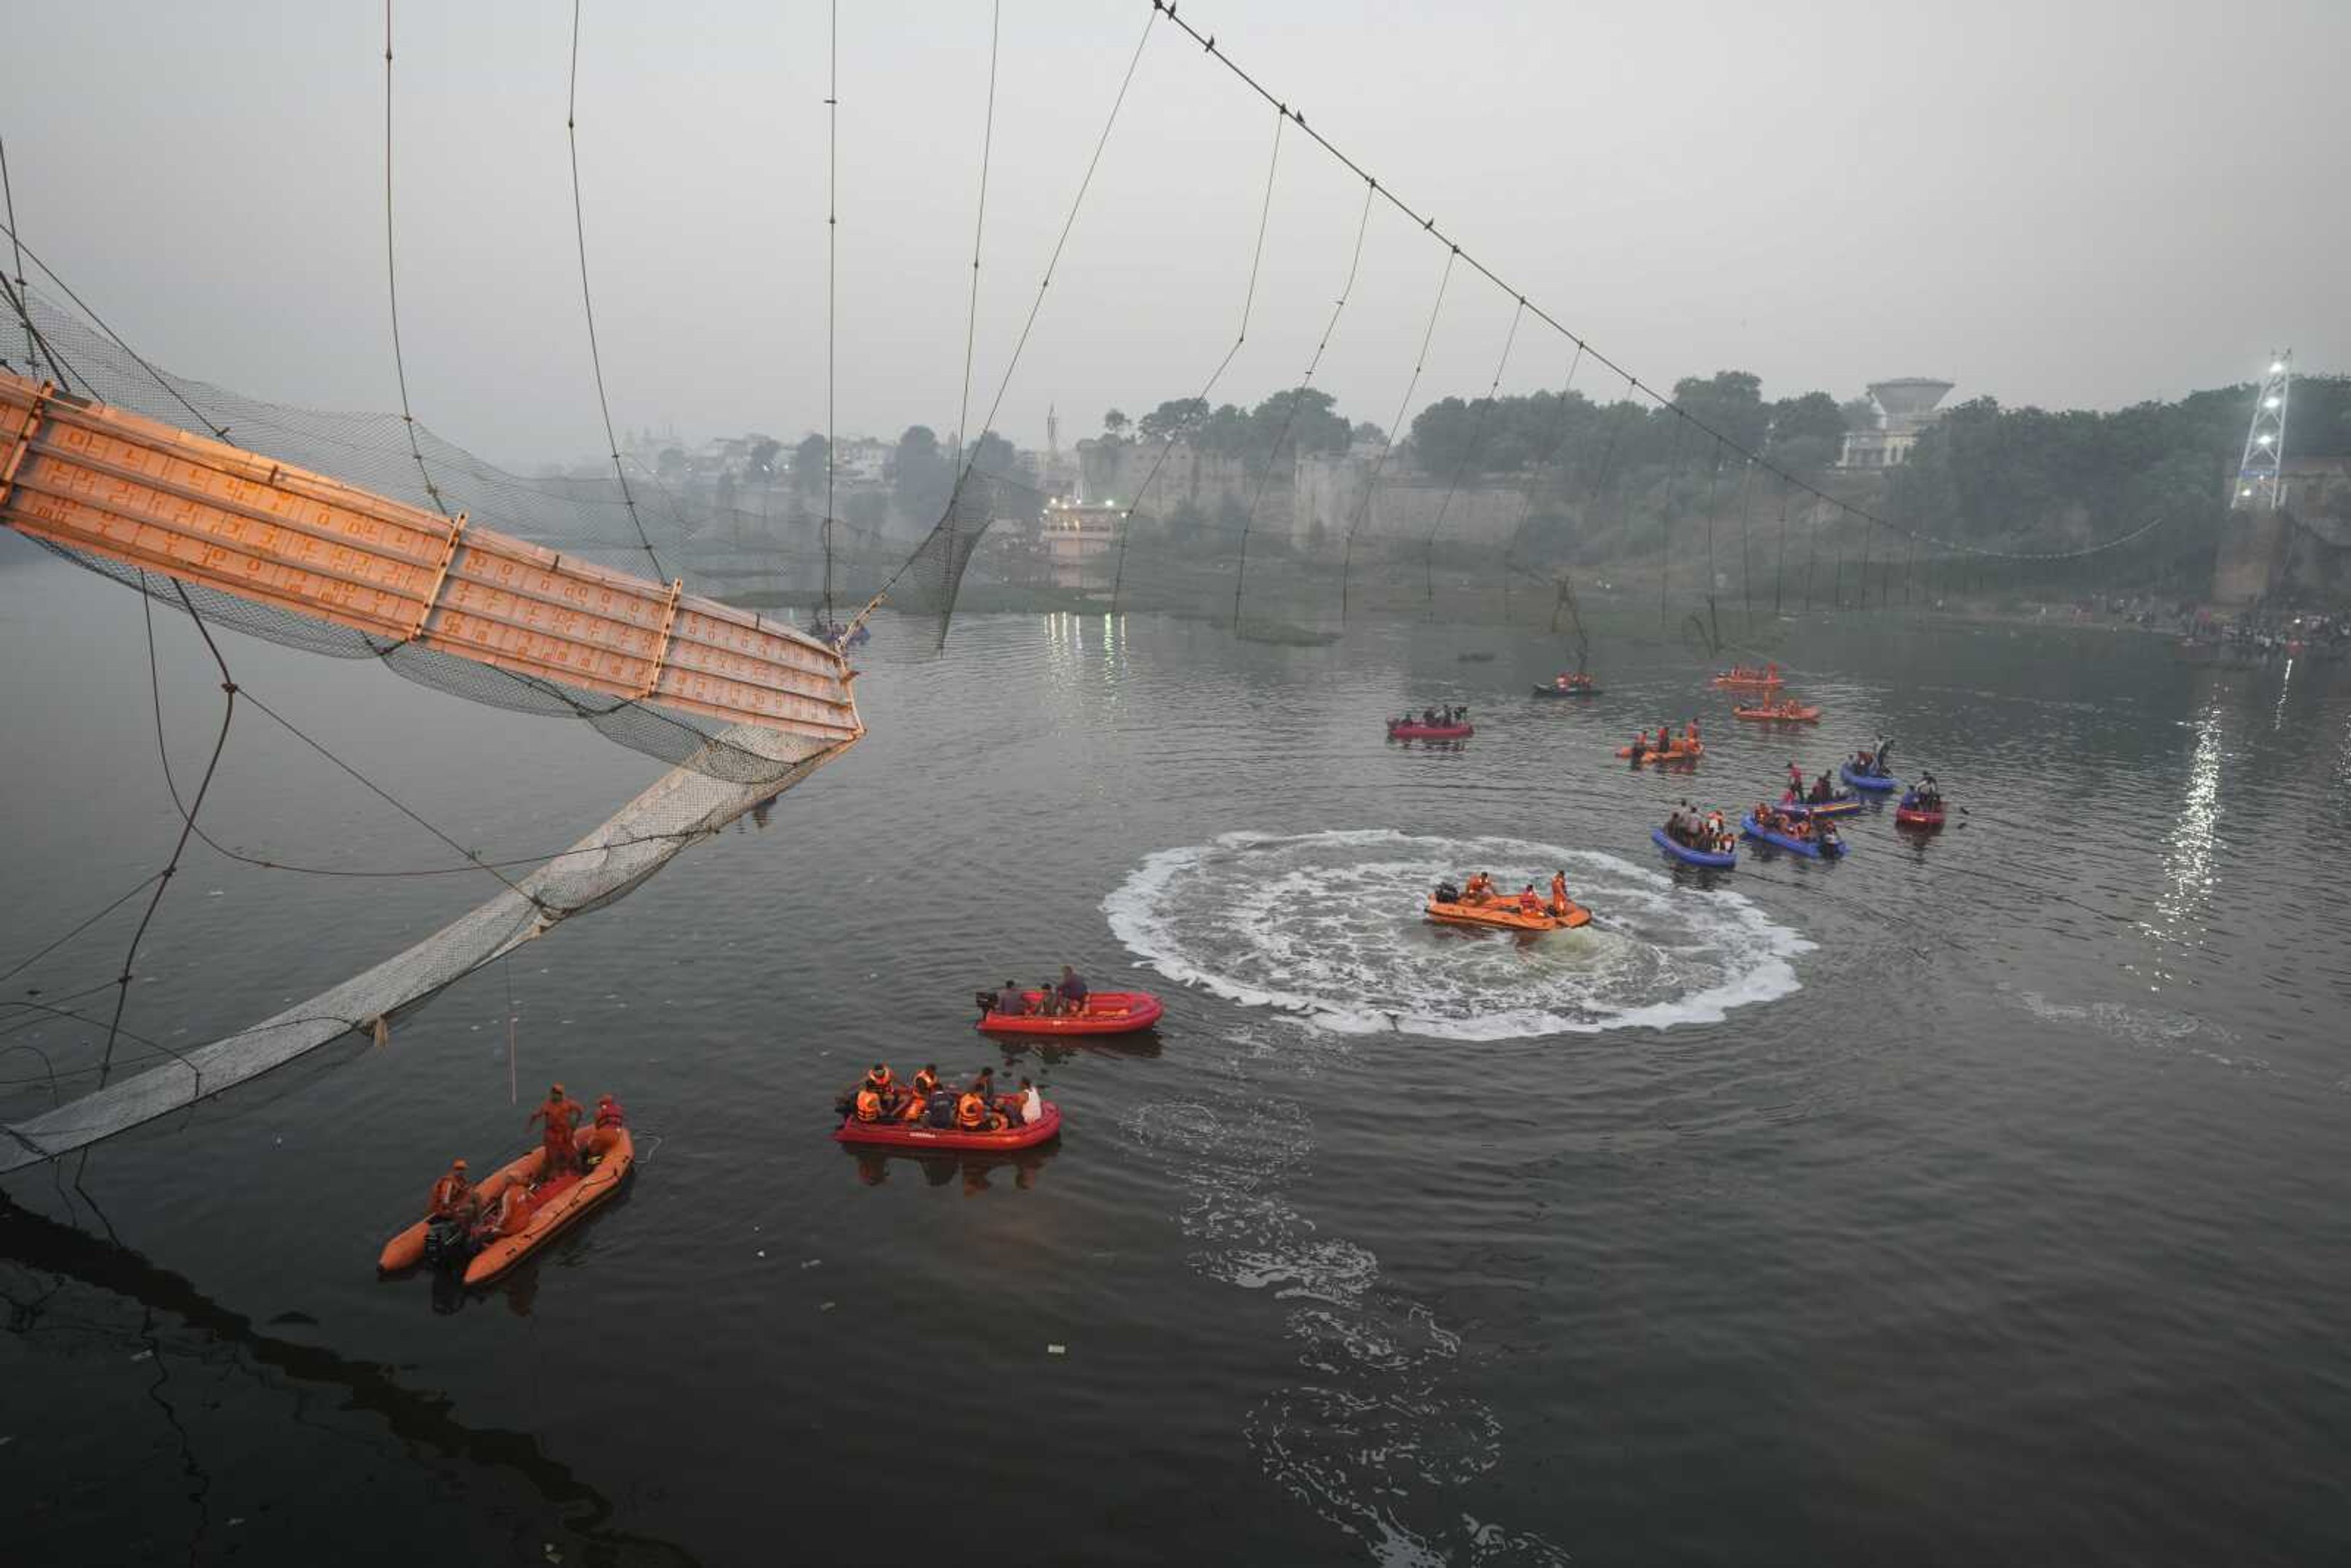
[1842,378,1956,468]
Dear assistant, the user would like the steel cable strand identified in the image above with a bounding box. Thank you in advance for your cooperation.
[1340,247,1456,621]
[1733,455,1758,630]
[88,581,236,1100]
[1496,338,1586,623]
[0,219,219,437]
[566,0,667,582]
[381,2,448,517]
[1771,473,1792,614]
[823,0,842,622]
[137,576,571,895]
[1106,102,1287,613]
[1655,408,1689,629]
[0,138,75,389]
[1422,298,1524,617]
[1226,177,1373,629]
[0,875,166,992]
[853,6,1160,643]
[1144,1,2178,568]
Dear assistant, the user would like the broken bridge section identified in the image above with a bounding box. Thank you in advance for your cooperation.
[0,369,861,747]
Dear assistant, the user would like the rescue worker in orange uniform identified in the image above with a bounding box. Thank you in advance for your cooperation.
[528,1083,585,1179]
[1463,872,1494,906]
[593,1093,626,1130]
[427,1158,476,1222]
[1548,871,1571,918]
[1517,884,1543,916]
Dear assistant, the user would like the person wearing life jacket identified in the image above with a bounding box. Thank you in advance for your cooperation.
[1548,871,1571,918]
[911,1064,942,1100]
[427,1159,476,1221]
[1787,761,1804,794]
[593,1093,626,1130]
[1461,872,1493,905]
[853,1086,887,1122]
[862,1063,896,1101]
[955,1089,991,1131]
[1517,884,1542,916]
[528,1084,585,1179]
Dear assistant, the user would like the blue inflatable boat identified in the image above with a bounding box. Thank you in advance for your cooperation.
[1652,826,1736,869]
[1740,813,1849,859]
[1780,792,1863,818]
[1840,762,1898,792]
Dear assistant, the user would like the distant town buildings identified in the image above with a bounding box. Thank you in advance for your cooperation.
[1839,378,1956,469]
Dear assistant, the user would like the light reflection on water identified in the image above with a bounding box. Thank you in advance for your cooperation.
[2147,702,2224,971]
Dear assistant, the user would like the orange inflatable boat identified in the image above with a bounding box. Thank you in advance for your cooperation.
[1614,740,1704,765]
[377,1122,634,1285]
[1425,895,1591,932]
[1733,703,1820,722]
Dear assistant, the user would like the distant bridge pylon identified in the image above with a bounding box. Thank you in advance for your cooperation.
[2233,351,2291,510]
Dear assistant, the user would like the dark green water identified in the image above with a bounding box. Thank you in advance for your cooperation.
[4,544,2348,1566]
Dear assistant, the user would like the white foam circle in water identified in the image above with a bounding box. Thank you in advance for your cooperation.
[1104,829,1811,1040]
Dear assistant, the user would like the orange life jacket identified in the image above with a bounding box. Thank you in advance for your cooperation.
[594,1099,626,1129]
[854,1089,883,1122]
[912,1070,940,1097]
[863,1068,893,1094]
[955,1092,988,1129]
[428,1174,471,1217]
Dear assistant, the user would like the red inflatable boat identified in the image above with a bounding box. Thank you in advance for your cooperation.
[978,990,1164,1036]
[834,1100,1062,1151]
[1388,719,1473,740]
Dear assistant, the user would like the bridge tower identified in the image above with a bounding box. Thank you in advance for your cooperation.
[2233,352,2291,510]
[2213,352,2295,605]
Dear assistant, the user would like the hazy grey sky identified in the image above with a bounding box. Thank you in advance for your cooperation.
[9,1,2344,467]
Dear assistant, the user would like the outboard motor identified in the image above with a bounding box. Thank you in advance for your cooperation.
[1434,881,1461,904]
[422,1214,474,1271]
[974,988,998,1016]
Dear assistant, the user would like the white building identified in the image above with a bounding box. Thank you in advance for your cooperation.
[1840,378,1955,469]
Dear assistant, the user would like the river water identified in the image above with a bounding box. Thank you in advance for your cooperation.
[4,544,2349,1566]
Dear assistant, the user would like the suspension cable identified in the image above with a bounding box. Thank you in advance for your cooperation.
[852,4,1159,639]
[1108,100,1286,613]
[381,2,446,516]
[823,0,840,623]
[1228,176,1374,629]
[1423,298,1524,615]
[566,0,668,582]
[1340,246,1456,621]
[1144,0,2169,566]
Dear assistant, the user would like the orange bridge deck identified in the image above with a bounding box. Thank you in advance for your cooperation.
[0,370,860,744]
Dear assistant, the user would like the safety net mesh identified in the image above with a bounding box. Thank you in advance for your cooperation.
[0,287,876,1168]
